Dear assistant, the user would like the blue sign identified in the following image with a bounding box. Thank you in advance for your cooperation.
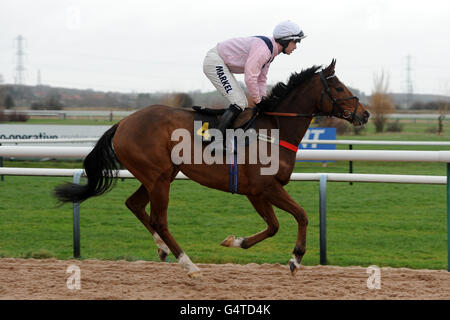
[297,127,336,162]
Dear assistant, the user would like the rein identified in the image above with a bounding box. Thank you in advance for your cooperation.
[263,111,320,117]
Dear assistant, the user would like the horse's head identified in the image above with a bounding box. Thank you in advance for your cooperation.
[315,59,370,126]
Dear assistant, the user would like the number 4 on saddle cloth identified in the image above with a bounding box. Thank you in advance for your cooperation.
[192,106,258,149]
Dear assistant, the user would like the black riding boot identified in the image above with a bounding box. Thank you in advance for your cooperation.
[217,104,242,149]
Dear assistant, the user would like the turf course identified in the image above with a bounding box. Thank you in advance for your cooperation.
[0,118,449,270]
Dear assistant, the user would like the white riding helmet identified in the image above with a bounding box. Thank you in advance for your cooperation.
[273,20,307,42]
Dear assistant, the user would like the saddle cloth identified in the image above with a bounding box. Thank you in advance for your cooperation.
[192,106,255,144]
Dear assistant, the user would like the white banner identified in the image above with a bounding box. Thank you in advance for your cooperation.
[0,124,110,140]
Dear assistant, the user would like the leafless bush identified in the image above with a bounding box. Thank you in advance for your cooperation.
[6,111,29,122]
[353,124,367,135]
[368,71,395,133]
[425,126,439,134]
[386,120,403,132]
[161,93,193,108]
[438,101,448,135]
[0,109,7,122]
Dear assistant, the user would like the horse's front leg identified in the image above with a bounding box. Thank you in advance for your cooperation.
[221,194,279,249]
[265,185,309,276]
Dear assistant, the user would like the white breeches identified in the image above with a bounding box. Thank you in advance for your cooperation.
[203,47,248,109]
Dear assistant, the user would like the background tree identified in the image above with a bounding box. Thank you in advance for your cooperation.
[136,93,152,109]
[4,94,15,109]
[161,92,193,108]
[0,87,5,108]
[368,71,395,133]
[46,91,64,110]
[438,100,448,136]
[437,82,450,135]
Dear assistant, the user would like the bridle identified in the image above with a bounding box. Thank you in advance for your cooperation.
[263,71,360,121]
[318,71,359,121]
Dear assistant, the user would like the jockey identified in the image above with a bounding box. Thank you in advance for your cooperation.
[203,20,307,146]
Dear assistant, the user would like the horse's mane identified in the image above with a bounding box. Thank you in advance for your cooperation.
[258,65,321,112]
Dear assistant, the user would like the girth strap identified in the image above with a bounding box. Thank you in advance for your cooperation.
[229,137,238,194]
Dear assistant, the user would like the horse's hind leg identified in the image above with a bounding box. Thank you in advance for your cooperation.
[221,194,279,249]
[148,171,201,278]
[125,184,170,261]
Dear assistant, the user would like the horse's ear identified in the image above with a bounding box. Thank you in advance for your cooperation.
[323,59,336,76]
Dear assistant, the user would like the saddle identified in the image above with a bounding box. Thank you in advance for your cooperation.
[192,106,257,143]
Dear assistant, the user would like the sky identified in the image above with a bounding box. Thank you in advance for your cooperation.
[1,0,450,96]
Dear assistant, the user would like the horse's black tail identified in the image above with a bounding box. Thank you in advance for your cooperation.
[54,124,120,203]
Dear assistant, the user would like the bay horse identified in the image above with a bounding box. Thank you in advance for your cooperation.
[54,59,369,277]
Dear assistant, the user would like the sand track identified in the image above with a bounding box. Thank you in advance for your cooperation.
[0,258,449,300]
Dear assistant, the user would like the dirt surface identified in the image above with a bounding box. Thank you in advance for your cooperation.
[0,258,449,300]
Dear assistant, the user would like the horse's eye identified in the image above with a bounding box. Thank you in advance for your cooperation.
[336,87,344,92]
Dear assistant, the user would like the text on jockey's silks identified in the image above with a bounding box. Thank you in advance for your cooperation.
[215,66,233,94]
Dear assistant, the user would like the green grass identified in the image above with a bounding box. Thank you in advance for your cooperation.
[0,160,447,270]
[0,119,448,270]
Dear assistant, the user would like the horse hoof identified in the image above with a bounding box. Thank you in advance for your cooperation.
[188,271,202,279]
[158,248,169,262]
[289,260,298,276]
[220,235,235,247]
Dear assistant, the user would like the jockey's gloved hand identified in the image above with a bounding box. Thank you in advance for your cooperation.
[254,99,268,112]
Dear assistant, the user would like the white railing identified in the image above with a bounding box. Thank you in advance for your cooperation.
[0,146,92,158]
[3,137,450,147]
[387,113,448,120]
[1,146,450,162]
[301,139,450,146]
[0,167,445,185]
[2,109,134,117]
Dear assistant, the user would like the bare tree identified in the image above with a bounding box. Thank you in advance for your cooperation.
[438,101,448,135]
[437,82,450,135]
[4,94,16,109]
[369,71,395,133]
[0,86,5,108]
[136,93,152,109]
[161,92,193,108]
